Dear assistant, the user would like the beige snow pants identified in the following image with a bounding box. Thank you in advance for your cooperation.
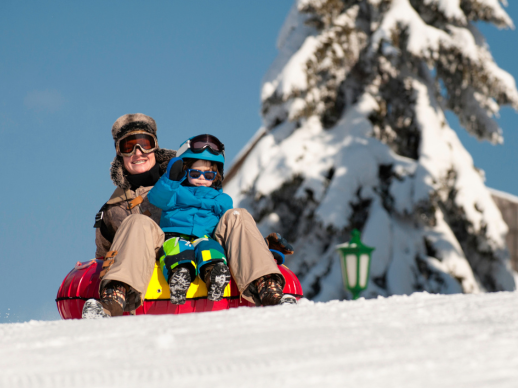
[214,209,283,303]
[99,214,165,312]
[100,209,283,309]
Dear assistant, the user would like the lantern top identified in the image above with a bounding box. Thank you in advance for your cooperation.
[336,229,375,254]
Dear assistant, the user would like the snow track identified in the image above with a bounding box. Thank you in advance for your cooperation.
[1,292,518,388]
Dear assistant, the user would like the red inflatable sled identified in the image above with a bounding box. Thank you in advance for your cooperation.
[56,258,303,319]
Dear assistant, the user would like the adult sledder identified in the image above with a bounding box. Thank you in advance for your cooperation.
[82,113,298,319]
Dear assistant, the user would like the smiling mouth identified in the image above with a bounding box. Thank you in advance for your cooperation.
[132,160,148,164]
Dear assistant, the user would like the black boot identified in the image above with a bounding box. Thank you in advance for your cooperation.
[203,263,231,302]
[169,267,192,305]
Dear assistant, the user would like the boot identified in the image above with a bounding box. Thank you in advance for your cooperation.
[99,281,127,316]
[253,274,297,306]
[169,266,192,305]
[203,263,231,302]
[82,299,109,319]
[279,295,297,305]
[81,281,127,319]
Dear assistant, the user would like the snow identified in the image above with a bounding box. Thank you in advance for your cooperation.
[272,36,320,99]
[371,0,451,61]
[262,3,316,104]
[2,292,518,387]
[479,0,514,28]
[425,0,466,24]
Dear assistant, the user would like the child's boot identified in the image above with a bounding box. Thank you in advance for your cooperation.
[169,266,192,305]
[204,262,231,302]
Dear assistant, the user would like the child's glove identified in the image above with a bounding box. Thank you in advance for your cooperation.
[167,158,185,181]
[265,233,294,255]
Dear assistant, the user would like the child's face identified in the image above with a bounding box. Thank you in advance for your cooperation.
[188,160,214,187]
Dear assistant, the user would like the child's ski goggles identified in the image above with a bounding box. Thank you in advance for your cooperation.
[179,134,225,156]
[116,131,159,157]
[187,169,217,181]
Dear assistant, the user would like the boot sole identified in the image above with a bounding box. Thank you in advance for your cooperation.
[280,294,297,305]
[208,264,231,302]
[169,268,191,305]
[82,299,109,319]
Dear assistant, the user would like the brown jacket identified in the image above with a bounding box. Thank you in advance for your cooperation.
[95,186,163,257]
[95,147,176,257]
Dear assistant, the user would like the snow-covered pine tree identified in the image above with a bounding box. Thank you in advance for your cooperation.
[225,0,518,300]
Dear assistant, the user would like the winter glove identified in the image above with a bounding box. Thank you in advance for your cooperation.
[265,232,294,255]
[167,157,185,181]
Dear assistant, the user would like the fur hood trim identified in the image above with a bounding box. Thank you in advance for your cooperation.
[110,148,176,190]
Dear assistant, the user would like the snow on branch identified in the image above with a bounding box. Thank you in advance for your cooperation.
[414,0,467,25]
[437,25,518,141]
[262,3,366,127]
[454,87,503,143]
[460,0,514,29]
[370,0,452,61]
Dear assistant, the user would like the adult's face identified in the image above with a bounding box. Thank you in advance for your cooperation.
[123,147,156,175]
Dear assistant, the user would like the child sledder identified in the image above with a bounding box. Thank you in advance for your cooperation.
[148,134,297,306]
[148,134,233,304]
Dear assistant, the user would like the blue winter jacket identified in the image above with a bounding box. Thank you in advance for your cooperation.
[148,160,233,238]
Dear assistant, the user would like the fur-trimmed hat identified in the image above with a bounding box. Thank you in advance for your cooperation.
[111,113,157,143]
[109,113,176,189]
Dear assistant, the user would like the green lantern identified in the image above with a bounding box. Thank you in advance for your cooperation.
[336,229,375,300]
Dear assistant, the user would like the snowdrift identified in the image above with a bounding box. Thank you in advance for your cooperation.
[4,291,518,388]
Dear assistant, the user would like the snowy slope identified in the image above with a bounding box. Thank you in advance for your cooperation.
[2,292,518,388]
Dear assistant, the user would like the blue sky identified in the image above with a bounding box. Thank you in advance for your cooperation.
[1,1,517,322]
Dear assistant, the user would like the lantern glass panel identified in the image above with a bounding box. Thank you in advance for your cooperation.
[346,254,357,288]
[359,254,370,288]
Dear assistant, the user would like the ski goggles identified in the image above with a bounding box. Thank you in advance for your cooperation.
[187,169,217,181]
[178,134,225,156]
[116,131,159,157]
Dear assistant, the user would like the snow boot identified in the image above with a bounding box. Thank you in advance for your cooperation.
[254,274,297,306]
[99,281,127,317]
[203,262,231,302]
[82,281,128,318]
[82,299,109,319]
[169,266,192,305]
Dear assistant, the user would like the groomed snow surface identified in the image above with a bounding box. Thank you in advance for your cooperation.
[2,292,518,388]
